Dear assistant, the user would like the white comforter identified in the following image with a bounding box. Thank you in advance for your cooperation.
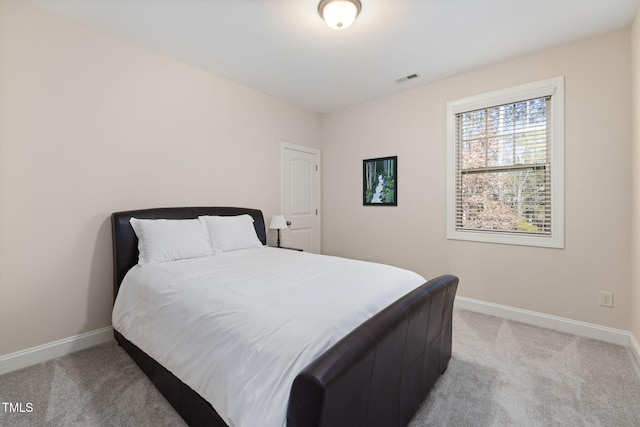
[112,247,425,427]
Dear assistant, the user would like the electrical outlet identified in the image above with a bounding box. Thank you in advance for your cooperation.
[599,291,613,308]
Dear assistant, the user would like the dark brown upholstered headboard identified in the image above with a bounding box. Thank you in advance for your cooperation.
[111,207,267,301]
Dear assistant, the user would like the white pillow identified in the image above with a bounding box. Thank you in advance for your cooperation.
[199,214,263,253]
[129,218,213,265]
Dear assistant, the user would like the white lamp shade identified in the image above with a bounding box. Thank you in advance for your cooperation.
[269,215,288,230]
[319,0,361,30]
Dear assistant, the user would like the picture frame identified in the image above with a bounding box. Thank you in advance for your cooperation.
[363,156,397,206]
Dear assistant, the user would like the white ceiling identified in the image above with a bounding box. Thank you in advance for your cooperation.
[23,0,640,113]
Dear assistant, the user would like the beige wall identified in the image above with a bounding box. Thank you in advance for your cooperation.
[631,11,640,347]
[322,30,632,330]
[0,1,320,355]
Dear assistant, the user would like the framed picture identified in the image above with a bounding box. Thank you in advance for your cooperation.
[363,156,397,206]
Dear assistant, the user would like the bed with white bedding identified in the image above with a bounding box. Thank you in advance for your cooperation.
[111,207,458,427]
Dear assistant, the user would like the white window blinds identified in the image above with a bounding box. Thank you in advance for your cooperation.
[455,96,551,235]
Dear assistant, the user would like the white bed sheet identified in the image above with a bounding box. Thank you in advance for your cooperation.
[112,247,425,427]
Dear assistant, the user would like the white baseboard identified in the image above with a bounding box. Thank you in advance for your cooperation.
[0,326,114,376]
[631,333,640,367]
[455,296,631,347]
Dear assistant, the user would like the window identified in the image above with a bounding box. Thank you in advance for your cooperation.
[446,77,564,248]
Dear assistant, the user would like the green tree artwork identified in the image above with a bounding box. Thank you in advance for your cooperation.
[363,156,397,206]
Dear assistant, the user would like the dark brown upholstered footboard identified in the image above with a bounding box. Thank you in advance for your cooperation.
[288,274,458,427]
[112,207,458,427]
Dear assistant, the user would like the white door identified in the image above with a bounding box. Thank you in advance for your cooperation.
[281,142,321,253]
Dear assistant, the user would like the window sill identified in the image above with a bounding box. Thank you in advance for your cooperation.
[447,229,564,249]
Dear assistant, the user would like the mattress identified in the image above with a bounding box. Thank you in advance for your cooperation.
[112,247,425,427]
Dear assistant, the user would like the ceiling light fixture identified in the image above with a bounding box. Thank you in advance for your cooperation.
[318,0,362,30]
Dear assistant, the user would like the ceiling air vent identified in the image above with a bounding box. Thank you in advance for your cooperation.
[395,73,420,84]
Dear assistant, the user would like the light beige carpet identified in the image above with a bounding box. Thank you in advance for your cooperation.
[410,309,640,426]
[1,308,639,426]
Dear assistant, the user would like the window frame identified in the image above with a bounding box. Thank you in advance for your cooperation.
[446,76,565,248]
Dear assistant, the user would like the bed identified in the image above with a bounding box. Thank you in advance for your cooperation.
[111,206,458,427]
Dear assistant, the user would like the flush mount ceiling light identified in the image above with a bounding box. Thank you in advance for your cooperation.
[318,0,362,30]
